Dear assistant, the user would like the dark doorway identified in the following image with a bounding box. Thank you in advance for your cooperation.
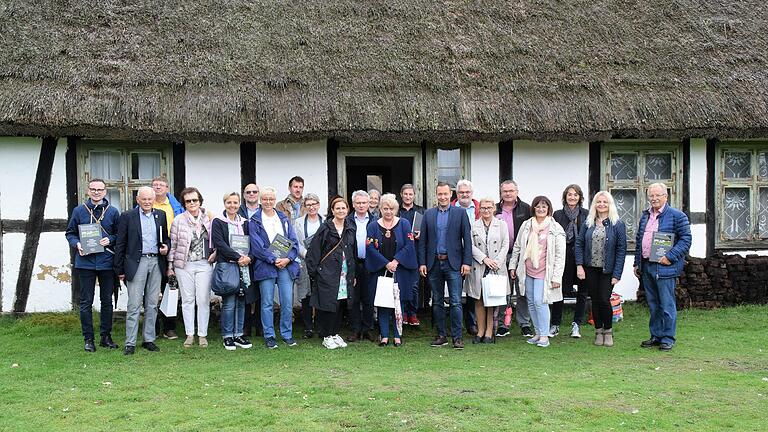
[345,156,413,199]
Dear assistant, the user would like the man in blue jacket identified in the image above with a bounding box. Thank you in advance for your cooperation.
[418,182,473,349]
[634,182,691,352]
[65,178,121,352]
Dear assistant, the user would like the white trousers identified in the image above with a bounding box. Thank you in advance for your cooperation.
[175,260,213,337]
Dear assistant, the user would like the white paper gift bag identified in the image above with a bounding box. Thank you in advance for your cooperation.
[482,273,508,297]
[159,284,179,317]
[374,271,396,309]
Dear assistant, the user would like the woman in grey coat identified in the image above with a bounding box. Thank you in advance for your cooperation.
[293,193,324,339]
[466,198,510,344]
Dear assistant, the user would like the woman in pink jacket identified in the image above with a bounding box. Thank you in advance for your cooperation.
[167,187,216,347]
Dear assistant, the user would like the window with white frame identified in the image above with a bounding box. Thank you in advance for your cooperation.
[78,141,173,212]
[601,142,683,249]
[425,144,469,203]
[716,142,768,248]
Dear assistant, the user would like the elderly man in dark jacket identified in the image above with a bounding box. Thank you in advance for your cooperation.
[634,182,691,352]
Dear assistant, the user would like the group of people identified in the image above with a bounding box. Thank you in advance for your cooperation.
[66,173,691,354]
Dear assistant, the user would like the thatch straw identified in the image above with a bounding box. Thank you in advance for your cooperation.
[0,0,766,142]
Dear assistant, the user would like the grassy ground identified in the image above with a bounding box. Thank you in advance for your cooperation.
[0,303,766,431]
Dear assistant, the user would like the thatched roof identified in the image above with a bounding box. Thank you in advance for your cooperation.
[1,0,767,142]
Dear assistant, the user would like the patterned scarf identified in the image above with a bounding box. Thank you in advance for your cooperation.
[524,216,551,270]
[563,206,581,243]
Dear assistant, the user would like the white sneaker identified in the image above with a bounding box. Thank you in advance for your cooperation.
[322,336,338,350]
[571,322,582,338]
[333,334,348,348]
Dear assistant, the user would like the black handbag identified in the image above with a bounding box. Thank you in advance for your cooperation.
[211,262,241,296]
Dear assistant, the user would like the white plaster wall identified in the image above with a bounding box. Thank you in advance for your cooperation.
[255,141,328,215]
[184,141,241,216]
[689,138,707,212]
[2,232,72,312]
[0,137,42,219]
[512,141,590,204]
[612,257,640,301]
[470,141,500,201]
[689,224,707,258]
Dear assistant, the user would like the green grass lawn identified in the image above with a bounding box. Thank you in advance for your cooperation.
[1,303,767,431]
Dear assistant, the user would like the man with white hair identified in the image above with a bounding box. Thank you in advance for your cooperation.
[114,186,170,355]
[347,190,376,342]
[634,182,691,352]
[452,179,480,336]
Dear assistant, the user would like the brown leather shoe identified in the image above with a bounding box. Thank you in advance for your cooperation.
[347,332,360,342]
[453,338,465,350]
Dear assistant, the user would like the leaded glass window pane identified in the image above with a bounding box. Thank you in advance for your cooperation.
[609,154,637,181]
[758,152,768,179]
[759,188,768,239]
[645,153,672,180]
[611,189,637,240]
[722,188,751,239]
[437,148,461,188]
[106,189,122,212]
[89,151,122,180]
[724,152,751,179]
[131,152,161,180]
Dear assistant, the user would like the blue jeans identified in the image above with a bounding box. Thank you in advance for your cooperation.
[642,262,677,345]
[259,268,294,340]
[77,268,115,340]
[429,260,463,338]
[378,308,401,339]
[525,277,550,337]
[221,293,246,338]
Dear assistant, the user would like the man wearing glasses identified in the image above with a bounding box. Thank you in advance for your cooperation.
[238,183,261,220]
[634,183,691,352]
[65,178,121,352]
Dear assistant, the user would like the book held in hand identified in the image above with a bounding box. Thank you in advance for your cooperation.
[269,234,294,259]
[650,232,675,263]
[229,234,250,256]
[79,223,104,255]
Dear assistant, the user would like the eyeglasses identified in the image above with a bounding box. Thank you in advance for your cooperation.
[480,206,495,211]
[306,202,319,207]
[184,198,200,204]
[261,197,275,202]
[244,190,259,195]
[89,188,106,193]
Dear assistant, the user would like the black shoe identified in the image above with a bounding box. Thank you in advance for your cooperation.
[472,336,482,344]
[84,339,96,352]
[233,336,252,349]
[483,336,495,344]
[141,341,160,352]
[495,327,510,337]
[379,339,389,347]
[163,330,178,340]
[99,334,119,349]
[302,330,314,339]
[223,337,236,351]
[659,343,673,352]
[521,326,534,338]
[453,338,465,350]
[641,338,661,348]
[430,336,449,347]
[348,332,361,342]
[468,325,478,336]
[362,331,376,342]
[123,345,135,355]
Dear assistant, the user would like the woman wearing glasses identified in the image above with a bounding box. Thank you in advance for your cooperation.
[466,198,510,344]
[167,187,216,347]
[508,196,566,348]
[294,193,324,339]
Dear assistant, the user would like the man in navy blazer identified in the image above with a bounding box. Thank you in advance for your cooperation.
[418,182,472,349]
[114,187,170,355]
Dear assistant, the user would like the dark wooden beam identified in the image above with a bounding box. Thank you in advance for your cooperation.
[1,219,68,233]
[706,138,717,257]
[65,137,80,310]
[240,142,256,190]
[13,137,58,314]
[172,142,186,197]
[498,140,513,183]
[327,139,339,199]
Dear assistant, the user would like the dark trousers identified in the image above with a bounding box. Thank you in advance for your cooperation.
[300,295,313,332]
[550,247,587,326]
[585,266,613,329]
[317,301,344,338]
[350,259,373,333]
[429,259,463,338]
[464,297,477,331]
[78,268,115,340]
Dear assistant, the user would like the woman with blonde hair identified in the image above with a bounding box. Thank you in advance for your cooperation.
[575,191,627,347]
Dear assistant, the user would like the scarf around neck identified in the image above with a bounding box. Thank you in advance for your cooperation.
[563,206,580,243]
[524,216,551,270]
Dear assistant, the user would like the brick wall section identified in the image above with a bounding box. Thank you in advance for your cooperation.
[637,253,768,309]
